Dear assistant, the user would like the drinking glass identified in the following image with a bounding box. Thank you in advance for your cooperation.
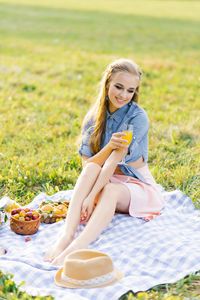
[121,124,133,146]
[120,124,133,163]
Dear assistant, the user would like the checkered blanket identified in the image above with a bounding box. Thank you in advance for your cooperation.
[1,188,200,300]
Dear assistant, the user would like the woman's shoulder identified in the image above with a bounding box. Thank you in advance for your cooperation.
[82,112,95,131]
[128,102,148,121]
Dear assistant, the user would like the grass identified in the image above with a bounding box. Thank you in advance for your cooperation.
[0,270,54,300]
[120,270,200,299]
[0,0,200,298]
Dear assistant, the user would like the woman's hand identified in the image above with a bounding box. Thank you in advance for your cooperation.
[108,132,129,151]
[80,196,95,224]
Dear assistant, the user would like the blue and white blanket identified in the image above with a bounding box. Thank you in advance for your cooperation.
[1,188,200,300]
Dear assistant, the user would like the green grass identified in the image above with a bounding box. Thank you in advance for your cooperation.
[120,270,200,299]
[0,270,54,299]
[0,0,200,297]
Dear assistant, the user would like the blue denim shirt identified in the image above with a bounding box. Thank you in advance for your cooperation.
[78,102,149,183]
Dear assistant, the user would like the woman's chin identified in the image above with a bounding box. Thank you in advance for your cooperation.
[114,101,127,109]
[109,100,128,112]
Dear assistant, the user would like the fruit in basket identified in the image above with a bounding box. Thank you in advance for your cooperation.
[10,208,41,235]
[11,208,40,222]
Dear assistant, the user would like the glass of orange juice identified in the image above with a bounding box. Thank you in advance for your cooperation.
[121,124,133,146]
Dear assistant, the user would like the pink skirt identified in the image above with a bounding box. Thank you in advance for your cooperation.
[110,165,165,221]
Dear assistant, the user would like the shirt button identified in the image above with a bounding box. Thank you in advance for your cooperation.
[133,136,135,139]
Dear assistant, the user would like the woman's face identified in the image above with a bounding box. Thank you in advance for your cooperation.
[107,71,139,113]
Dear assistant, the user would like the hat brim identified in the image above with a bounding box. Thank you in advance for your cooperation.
[54,267,123,289]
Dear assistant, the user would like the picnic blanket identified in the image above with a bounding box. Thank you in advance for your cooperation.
[1,187,200,300]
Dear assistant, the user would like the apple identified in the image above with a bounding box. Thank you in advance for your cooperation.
[26,212,33,218]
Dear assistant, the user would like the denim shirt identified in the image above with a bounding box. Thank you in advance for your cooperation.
[78,102,149,183]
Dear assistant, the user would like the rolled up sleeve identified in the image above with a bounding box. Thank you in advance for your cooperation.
[125,110,149,163]
[78,117,94,158]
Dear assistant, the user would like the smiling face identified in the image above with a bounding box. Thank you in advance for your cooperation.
[107,71,140,113]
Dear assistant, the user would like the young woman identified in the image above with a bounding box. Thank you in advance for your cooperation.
[44,58,165,266]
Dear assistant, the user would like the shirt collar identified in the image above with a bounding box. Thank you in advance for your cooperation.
[106,102,131,122]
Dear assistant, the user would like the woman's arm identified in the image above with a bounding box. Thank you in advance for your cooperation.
[82,132,128,167]
[80,148,127,222]
[88,148,127,197]
[81,143,112,168]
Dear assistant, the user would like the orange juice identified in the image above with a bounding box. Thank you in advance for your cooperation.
[122,131,133,146]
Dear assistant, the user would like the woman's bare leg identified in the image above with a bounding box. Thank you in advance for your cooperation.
[44,162,101,262]
[51,183,130,265]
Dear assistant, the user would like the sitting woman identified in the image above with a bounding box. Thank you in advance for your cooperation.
[45,58,165,265]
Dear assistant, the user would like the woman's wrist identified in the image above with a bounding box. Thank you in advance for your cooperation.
[105,142,114,153]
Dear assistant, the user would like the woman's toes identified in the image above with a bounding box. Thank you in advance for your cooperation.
[44,248,57,262]
[44,253,51,262]
[51,252,66,266]
[51,257,61,266]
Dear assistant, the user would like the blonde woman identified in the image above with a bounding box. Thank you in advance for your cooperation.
[45,59,165,265]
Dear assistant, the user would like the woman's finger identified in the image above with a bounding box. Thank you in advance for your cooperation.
[112,137,129,144]
[80,209,85,219]
[80,210,89,223]
[114,144,128,150]
[84,204,94,222]
[80,205,87,218]
[113,131,126,137]
[112,140,129,148]
[84,212,91,222]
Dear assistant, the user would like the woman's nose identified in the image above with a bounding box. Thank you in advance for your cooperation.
[119,89,127,99]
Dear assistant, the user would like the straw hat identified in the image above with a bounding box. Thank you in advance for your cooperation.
[54,249,123,289]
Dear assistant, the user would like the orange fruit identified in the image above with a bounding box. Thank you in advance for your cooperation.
[40,204,54,212]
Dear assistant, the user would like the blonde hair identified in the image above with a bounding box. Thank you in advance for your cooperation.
[83,58,142,155]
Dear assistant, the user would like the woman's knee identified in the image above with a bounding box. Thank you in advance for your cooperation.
[102,183,123,200]
[101,183,130,212]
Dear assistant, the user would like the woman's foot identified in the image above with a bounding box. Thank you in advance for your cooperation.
[44,234,73,262]
[51,241,83,266]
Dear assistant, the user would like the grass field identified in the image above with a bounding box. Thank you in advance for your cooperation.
[0,0,200,298]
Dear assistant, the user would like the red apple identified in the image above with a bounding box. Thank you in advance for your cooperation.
[26,212,33,218]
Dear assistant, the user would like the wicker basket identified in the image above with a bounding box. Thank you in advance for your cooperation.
[10,215,41,235]
[40,214,66,224]
[39,201,69,224]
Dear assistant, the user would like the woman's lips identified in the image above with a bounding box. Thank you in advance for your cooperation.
[115,97,126,104]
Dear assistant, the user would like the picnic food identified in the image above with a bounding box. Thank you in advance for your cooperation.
[5,200,20,213]
[0,197,20,225]
[10,208,41,235]
[38,199,69,223]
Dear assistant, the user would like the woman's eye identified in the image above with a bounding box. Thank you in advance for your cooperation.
[115,85,122,89]
[128,90,135,93]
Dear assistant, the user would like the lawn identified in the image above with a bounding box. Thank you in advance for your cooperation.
[0,0,200,298]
